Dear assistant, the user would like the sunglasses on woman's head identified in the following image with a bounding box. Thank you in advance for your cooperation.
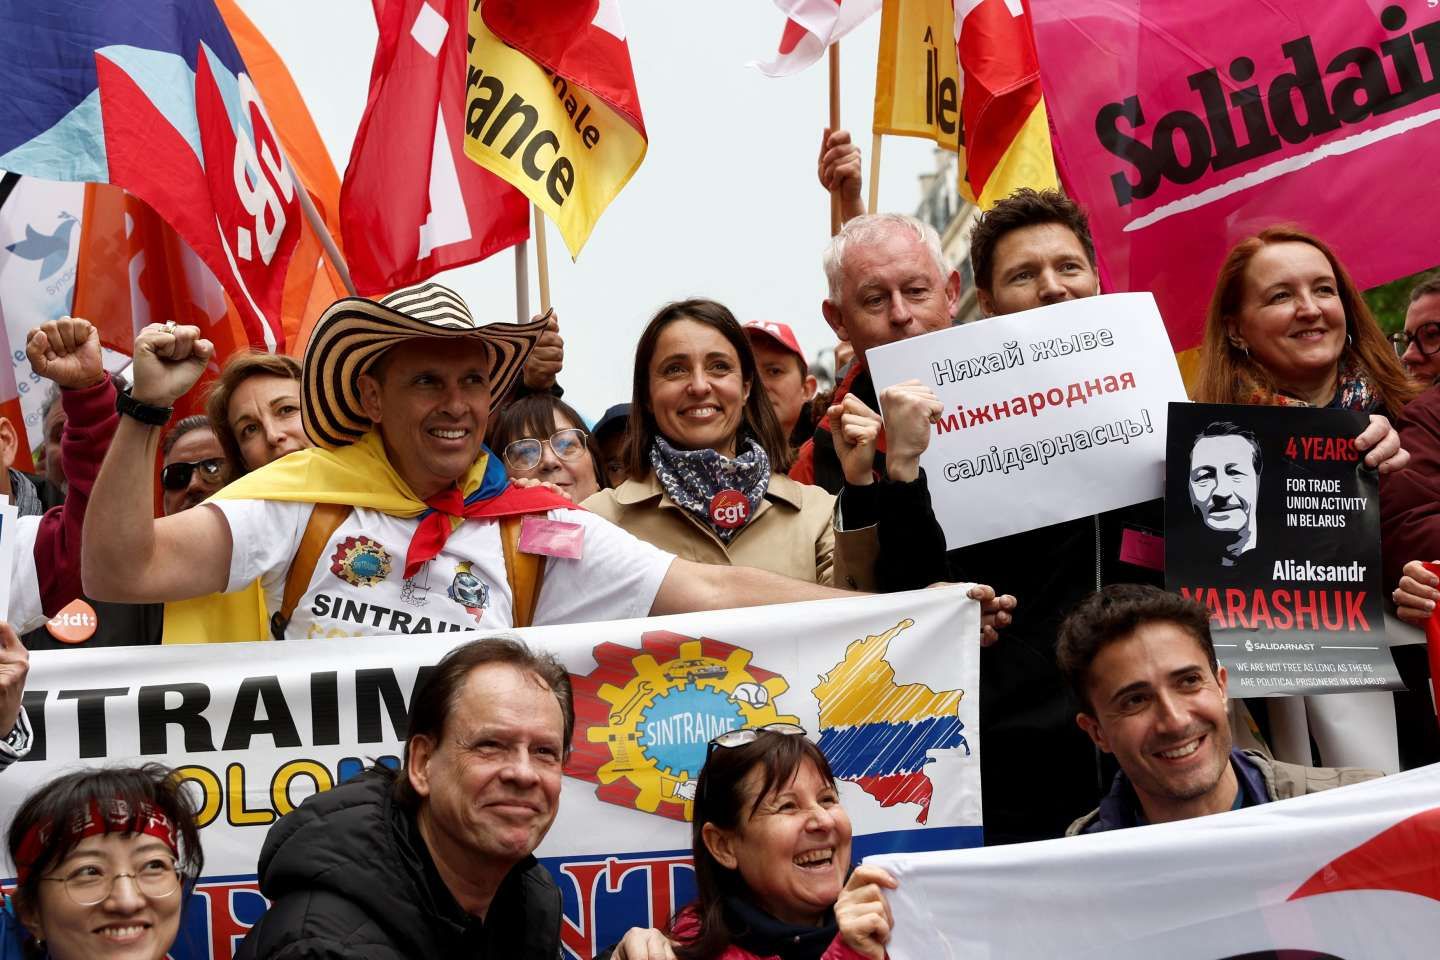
[699,723,809,806]
[502,427,589,471]
[160,458,225,491]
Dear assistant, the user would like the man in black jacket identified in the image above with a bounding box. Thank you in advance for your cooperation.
[237,636,568,959]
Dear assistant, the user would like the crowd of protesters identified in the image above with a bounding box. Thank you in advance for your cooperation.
[0,128,1436,959]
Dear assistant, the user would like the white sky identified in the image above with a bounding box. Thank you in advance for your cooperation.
[238,0,936,422]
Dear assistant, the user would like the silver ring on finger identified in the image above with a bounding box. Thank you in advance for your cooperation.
[163,320,177,335]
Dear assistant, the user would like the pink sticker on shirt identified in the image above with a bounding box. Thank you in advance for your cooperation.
[519,516,585,560]
[1119,527,1164,571]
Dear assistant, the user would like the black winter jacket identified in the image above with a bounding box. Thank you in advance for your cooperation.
[235,767,562,959]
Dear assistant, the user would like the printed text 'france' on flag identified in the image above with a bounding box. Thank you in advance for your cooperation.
[0,0,308,351]
[466,0,647,257]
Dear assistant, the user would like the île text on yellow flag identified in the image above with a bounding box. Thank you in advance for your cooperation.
[873,0,961,152]
[464,5,646,257]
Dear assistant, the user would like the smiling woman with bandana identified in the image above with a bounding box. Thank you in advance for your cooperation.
[583,299,876,587]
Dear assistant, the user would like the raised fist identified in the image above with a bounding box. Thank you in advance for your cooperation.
[131,322,215,407]
[26,316,104,391]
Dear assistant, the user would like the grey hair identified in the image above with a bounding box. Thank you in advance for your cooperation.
[822,213,951,304]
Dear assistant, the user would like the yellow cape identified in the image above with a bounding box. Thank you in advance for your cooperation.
[162,432,491,644]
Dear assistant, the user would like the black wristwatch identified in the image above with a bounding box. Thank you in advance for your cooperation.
[115,386,174,427]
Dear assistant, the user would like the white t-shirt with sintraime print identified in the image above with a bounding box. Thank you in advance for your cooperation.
[212,500,675,639]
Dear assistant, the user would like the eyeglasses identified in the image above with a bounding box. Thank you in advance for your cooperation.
[502,428,589,472]
[160,458,225,491]
[42,858,181,906]
[1389,321,1440,359]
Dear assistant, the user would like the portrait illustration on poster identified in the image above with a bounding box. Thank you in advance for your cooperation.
[1164,402,1403,696]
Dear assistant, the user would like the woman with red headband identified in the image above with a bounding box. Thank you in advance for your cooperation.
[4,764,203,960]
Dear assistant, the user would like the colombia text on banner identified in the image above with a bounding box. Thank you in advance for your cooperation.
[1028,0,1440,357]
[873,0,961,151]
[754,0,884,78]
[0,0,310,351]
[343,0,529,296]
[465,1,647,258]
[953,0,1058,207]
[870,762,1440,958]
[2,589,982,960]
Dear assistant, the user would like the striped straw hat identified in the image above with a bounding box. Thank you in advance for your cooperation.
[301,282,548,449]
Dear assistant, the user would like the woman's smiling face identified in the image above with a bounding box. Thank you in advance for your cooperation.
[647,318,750,458]
[1230,241,1347,398]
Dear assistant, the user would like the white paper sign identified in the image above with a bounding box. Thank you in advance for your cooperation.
[0,501,17,621]
[867,293,1188,548]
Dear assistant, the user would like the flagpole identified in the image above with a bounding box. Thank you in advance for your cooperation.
[292,181,355,296]
[868,133,882,213]
[512,239,531,323]
[829,42,842,236]
[532,204,552,314]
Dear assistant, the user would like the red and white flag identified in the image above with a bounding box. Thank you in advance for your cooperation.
[341,0,529,296]
[753,0,882,78]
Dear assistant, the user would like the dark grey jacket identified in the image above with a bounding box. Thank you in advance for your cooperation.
[235,767,562,959]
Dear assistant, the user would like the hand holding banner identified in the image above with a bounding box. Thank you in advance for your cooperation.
[6,589,982,959]
[866,293,1188,548]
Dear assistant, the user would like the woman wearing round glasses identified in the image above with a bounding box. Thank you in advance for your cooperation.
[4,764,203,960]
[582,299,872,586]
[610,725,896,960]
[1388,276,1440,385]
[489,394,605,503]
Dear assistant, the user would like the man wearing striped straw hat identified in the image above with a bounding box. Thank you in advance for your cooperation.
[81,284,878,640]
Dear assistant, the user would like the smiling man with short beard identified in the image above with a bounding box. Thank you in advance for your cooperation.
[1057,584,1381,834]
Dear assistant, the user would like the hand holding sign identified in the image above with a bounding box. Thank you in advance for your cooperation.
[1355,413,1408,473]
[834,864,898,960]
[828,393,883,486]
[25,316,105,390]
[879,380,943,482]
[522,310,564,391]
[0,622,29,738]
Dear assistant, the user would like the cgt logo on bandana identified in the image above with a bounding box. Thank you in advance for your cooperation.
[330,536,392,588]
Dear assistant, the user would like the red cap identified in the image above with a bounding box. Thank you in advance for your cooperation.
[742,321,805,361]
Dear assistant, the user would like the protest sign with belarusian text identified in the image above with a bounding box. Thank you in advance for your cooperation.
[867,293,1187,548]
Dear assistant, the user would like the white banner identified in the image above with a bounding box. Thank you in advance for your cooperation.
[871,763,1440,959]
[867,293,1188,548]
[4,588,982,959]
[0,174,82,449]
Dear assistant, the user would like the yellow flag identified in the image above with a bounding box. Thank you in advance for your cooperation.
[873,0,960,152]
[464,6,646,257]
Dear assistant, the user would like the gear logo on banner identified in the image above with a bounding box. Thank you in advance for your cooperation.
[570,632,798,821]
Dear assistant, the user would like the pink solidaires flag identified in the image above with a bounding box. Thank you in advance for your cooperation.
[1029,0,1440,374]
[754,0,883,77]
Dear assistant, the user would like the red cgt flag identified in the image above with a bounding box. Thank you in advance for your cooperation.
[342,0,530,296]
